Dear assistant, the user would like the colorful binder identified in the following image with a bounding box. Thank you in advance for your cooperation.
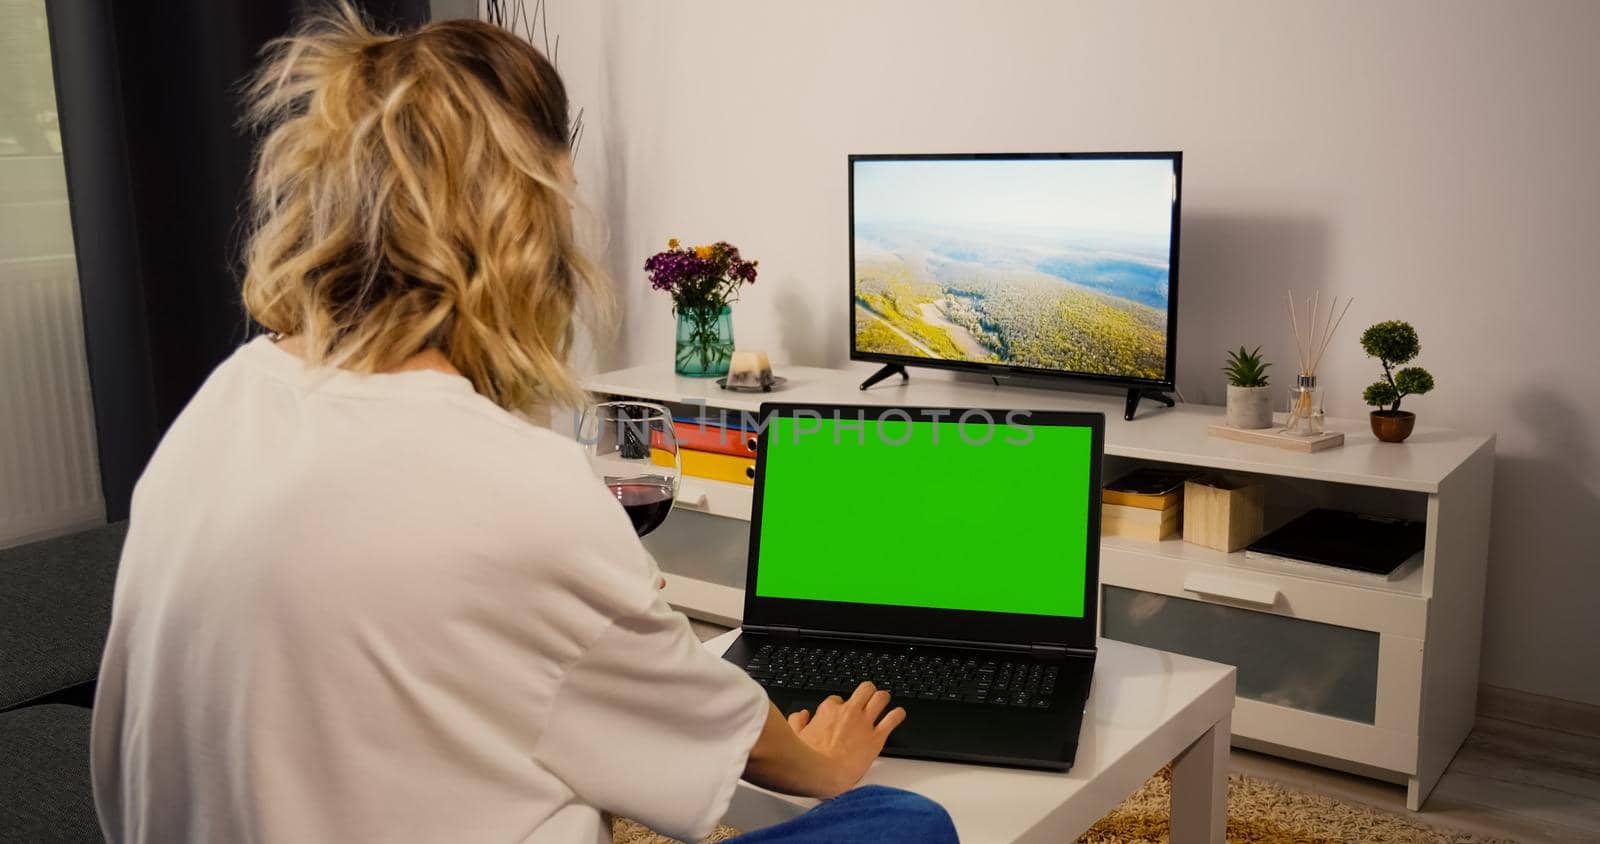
[653,446,755,486]
[653,419,756,458]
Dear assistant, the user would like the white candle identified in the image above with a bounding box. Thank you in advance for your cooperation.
[730,351,760,376]
[725,350,773,388]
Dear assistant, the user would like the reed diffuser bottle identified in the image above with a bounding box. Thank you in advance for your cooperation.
[1285,375,1324,435]
[1284,291,1351,437]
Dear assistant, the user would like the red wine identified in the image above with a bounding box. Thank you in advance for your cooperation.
[607,480,675,536]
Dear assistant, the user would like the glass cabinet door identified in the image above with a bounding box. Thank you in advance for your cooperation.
[1103,585,1381,724]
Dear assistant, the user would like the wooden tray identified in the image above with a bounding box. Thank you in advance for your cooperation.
[1208,423,1345,452]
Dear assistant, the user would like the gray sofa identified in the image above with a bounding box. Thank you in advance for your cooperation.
[0,522,127,843]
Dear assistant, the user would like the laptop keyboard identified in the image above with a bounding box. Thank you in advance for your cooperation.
[745,643,1058,709]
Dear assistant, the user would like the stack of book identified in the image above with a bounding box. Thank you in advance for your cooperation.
[1102,469,1198,541]
[652,418,757,486]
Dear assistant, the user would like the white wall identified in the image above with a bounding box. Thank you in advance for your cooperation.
[543,0,1600,706]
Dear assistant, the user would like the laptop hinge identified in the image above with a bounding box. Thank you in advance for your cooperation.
[1029,642,1076,660]
[759,625,801,642]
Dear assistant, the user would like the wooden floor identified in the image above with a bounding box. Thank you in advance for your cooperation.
[1235,716,1600,842]
[689,621,1600,842]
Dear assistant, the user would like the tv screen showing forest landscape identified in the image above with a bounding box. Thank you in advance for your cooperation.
[851,154,1179,384]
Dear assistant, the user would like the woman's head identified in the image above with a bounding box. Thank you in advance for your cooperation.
[241,4,604,410]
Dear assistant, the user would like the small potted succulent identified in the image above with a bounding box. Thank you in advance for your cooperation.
[1360,320,1435,443]
[1223,346,1274,429]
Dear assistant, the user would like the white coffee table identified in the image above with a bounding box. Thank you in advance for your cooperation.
[705,631,1236,843]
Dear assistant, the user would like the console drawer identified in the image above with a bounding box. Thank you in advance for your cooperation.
[1103,585,1379,723]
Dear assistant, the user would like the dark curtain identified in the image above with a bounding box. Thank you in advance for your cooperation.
[45,0,430,521]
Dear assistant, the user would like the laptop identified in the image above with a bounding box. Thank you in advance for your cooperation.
[721,402,1105,770]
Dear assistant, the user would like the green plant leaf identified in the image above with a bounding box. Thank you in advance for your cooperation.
[1395,367,1434,396]
[1360,321,1420,365]
[1223,345,1271,387]
[1364,381,1399,408]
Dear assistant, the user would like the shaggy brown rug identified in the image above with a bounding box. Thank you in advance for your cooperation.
[612,768,1513,843]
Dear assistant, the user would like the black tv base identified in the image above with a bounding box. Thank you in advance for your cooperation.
[858,363,909,391]
[1124,388,1175,420]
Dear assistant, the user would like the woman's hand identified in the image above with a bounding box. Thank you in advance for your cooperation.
[785,682,907,796]
[743,682,906,799]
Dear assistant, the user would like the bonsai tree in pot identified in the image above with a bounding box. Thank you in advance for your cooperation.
[1360,320,1435,443]
[1223,346,1273,429]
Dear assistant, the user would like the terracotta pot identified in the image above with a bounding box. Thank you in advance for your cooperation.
[1370,410,1416,443]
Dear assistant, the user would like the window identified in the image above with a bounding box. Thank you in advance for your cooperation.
[0,0,104,546]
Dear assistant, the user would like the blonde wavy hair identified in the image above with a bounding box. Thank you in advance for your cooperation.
[241,4,606,410]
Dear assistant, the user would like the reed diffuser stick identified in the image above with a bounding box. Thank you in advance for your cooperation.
[1290,294,1317,427]
[1310,298,1354,376]
[1312,294,1335,374]
[1308,290,1320,373]
[1287,291,1308,373]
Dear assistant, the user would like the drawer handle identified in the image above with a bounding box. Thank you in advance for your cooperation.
[675,482,710,511]
[1182,573,1280,607]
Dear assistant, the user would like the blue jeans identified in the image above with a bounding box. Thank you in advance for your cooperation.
[729,785,957,843]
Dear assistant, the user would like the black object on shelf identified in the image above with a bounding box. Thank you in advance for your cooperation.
[859,363,908,391]
[1105,467,1201,497]
[1246,509,1426,576]
[1124,388,1176,420]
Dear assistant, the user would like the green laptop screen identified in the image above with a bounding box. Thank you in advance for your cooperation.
[753,413,1092,617]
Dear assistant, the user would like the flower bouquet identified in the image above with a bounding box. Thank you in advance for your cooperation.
[644,238,759,377]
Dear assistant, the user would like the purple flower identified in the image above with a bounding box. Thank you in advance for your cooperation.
[643,250,714,292]
[645,238,760,307]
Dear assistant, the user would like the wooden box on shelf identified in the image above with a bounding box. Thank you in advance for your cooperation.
[1102,502,1182,541]
[1182,477,1265,552]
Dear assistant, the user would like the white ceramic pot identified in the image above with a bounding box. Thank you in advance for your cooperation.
[1226,385,1274,429]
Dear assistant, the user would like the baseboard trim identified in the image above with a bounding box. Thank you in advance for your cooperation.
[1478,684,1600,738]
[0,503,106,551]
[1231,735,1409,785]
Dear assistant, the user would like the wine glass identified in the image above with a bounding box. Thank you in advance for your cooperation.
[578,401,680,537]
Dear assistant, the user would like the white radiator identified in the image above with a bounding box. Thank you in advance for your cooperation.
[0,8,106,548]
[0,255,104,547]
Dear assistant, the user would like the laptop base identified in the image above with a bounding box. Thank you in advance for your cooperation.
[723,631,1094,772]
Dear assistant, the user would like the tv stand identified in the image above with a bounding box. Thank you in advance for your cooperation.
[1124,388,1176,420]
[858,363,908,391]
[583,361,1496,812]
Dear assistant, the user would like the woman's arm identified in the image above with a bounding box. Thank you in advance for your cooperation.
[742,682,906,798]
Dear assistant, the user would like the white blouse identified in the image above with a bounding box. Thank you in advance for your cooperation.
[92,337,769,843]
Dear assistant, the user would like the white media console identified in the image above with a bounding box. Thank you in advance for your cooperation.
[585,363,1496,810]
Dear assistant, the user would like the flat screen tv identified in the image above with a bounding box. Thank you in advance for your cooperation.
[849,152,1182,418]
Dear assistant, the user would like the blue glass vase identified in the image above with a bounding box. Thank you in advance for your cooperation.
[674,304,734,377]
